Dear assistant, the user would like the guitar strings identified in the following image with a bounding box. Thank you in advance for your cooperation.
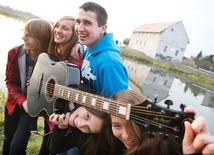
[38,81,181,132]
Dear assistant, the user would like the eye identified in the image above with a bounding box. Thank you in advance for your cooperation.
[75,20,80,25]
[85,21,91,26]
[55,23,60,28]
[86,112,90,120]
[112,123,121,129]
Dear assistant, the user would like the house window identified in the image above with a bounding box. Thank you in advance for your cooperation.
[164,46,168,52]
[175,50,179,56]
[155,33,158,38]
[140,40,142,45]
[144,41,146,46]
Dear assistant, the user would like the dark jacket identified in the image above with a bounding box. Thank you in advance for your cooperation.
[48,126,82,154]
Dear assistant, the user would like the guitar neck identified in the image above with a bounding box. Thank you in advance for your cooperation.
[53,84,131,120]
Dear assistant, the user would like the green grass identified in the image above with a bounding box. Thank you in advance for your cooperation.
[0,88,43,154]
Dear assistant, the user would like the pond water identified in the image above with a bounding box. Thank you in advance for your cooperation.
[1,15,214,135]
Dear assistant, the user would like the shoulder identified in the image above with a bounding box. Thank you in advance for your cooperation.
[8,45,24,57]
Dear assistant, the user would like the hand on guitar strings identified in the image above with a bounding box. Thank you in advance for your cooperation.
[182,106,214,154]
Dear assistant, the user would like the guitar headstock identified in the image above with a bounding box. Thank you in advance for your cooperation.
[130,99,195,143]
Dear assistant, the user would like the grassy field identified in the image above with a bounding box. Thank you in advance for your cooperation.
[0,89,43,154]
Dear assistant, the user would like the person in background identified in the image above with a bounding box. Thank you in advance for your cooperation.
[47,15,84,155]
[48,15,83,69]
[109,89,214,155]
[49,103,112,155]
[3,18,53,155]
[49,2,129,154]
[76,1,128,97]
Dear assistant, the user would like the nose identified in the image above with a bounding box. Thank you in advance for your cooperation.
[55,26,61,33]
[76,23,85,32]
[122,129,130,139]
[75,118,88,131]
[22,34,27,40]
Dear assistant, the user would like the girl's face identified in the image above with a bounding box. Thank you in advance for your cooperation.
[111,116,137,148]
[69,106,103,133]
[54,19,74,44]
[22,32,39,51]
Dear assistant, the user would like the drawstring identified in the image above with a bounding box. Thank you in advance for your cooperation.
[30,130,53,137]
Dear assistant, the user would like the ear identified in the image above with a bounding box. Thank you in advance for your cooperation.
[101,24,107,34]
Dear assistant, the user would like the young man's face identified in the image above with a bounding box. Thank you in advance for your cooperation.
[75,9,107,49]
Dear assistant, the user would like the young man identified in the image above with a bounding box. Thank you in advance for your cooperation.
[75,2,128,97]
[49,2,129,155]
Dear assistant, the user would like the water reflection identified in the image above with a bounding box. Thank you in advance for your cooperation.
[1,15,214,135]
[123,58,214,134]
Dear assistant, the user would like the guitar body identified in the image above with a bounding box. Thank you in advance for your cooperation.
[27,53,80,117]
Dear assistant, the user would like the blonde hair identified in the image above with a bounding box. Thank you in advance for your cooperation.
[48,16,78,61]
[23,18,52,52]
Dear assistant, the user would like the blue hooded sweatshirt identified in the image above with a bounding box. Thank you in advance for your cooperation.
[81,32,128,97]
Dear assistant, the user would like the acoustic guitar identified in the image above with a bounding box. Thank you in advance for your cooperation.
[27,53,194,142]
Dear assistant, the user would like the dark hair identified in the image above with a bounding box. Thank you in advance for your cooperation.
[79,2,108,27]
[80,115,124,155]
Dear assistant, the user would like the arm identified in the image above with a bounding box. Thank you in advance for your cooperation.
[70,43,84,61]
[182,107,214,154]
[48,113,81,154]
[5,47,26,108]
[98,65,128,97]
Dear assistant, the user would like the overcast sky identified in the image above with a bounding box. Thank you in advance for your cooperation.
[0,0,213,57]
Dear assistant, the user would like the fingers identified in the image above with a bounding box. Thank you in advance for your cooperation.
[22,100,28,113]
[193,134,214,153]
[70,43,83,60]
[49,113,71,129]
[201,143,214,155]
[184,106,199,118]
[183,121,196,154]
[182,108,214,155]
[191,116,209,134]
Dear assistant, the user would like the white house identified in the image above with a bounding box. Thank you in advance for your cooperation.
[128,21,189,63]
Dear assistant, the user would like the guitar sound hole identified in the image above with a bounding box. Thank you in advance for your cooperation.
[47,79,55,98]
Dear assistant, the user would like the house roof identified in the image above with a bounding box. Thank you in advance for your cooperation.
[133,21,179,33]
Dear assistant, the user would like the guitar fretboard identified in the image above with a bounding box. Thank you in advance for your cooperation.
[53,84,131,120]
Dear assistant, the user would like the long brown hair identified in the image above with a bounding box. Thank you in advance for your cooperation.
[23,18,52,53]
[111,90,179,155]
[48,16,78,61]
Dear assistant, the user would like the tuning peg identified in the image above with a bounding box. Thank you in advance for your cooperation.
[164,99,173,109]
[147,132,155,138]
[154,94,158,103]
[159,133,169,140]
[174,136,182,143]
[180,103,186,111]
